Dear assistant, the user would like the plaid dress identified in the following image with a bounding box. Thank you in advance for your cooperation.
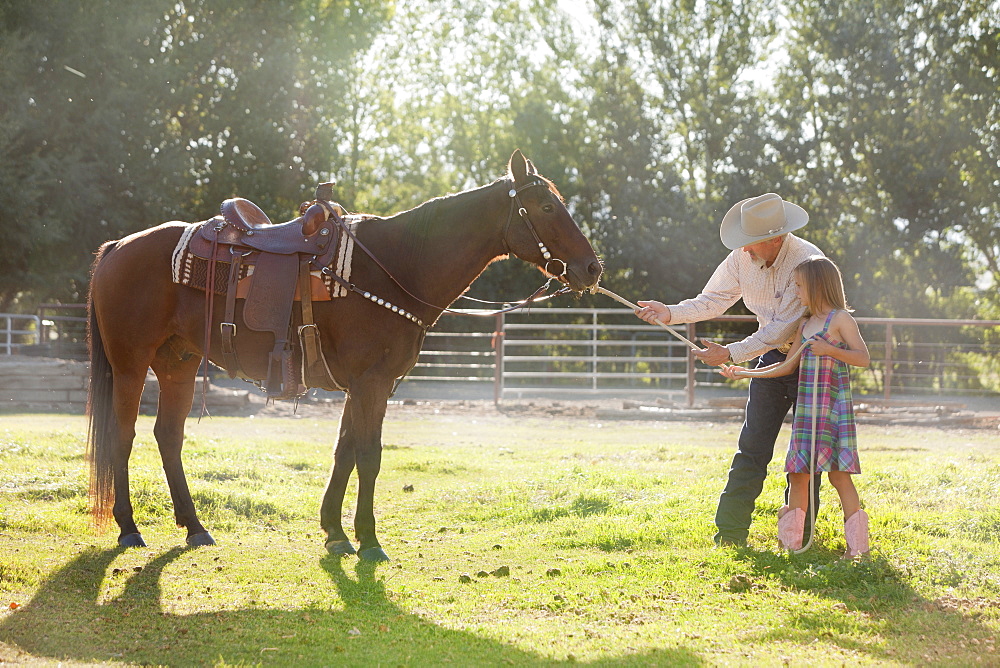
[785,310,861,474]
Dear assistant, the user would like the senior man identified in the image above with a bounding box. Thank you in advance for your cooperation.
[635,193,824,547]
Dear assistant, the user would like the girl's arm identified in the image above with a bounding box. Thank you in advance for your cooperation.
[809,311,870,368]
[719,324,806,379]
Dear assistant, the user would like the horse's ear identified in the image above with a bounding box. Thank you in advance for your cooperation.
[526,158,538,175]
[508,149,528,183]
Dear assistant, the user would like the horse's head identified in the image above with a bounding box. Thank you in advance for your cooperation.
[503,150,602,292]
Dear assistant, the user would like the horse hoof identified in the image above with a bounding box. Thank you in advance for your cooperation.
[186,531,216,547]
[118,533,146,548]
[325,539,357,556]
[358,546,390,562]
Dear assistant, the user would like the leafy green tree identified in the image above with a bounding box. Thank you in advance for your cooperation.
[569,0,778,305]
[335,0,590,303]
[776,0,997,316]
[0,1,167,308]
[2,0,997,326]
[0,0,389,310]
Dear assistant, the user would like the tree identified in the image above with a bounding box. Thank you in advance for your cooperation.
[776,0,997,316]
[568,0,778,304]
[0,0,390,310]
[0,1,168,308]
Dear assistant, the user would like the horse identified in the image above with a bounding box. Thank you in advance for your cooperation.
[86,150,602,561]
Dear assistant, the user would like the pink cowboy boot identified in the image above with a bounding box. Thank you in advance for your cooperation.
[777,505,806,551]
[843,509,870,558]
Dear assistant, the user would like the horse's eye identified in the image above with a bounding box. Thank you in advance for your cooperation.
[542,204,555,214]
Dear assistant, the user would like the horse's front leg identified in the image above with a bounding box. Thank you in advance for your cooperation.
[322,382,392,561]
[321,403,358,556]
[354,421,390,561]
[352,387,391,562]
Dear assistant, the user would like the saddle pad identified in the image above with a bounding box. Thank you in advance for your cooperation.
[170,219,360,299]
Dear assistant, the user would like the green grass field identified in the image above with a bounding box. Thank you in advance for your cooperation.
[1,407,998,666]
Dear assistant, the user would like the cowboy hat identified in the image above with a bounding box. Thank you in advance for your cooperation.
[719,193,809,250]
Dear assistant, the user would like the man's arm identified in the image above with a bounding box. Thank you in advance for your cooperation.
[727,284,806,363]
[666,253,743,324]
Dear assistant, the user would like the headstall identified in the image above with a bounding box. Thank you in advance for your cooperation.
[501,179,569,282]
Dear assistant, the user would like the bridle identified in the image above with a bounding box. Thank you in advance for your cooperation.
[314,178,574,326]
[500,178,569,283]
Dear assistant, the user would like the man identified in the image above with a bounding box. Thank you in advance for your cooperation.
[635,193,823,546]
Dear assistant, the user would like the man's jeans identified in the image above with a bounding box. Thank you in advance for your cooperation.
[713,350,821,545]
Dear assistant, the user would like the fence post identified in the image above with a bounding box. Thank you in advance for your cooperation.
[884,323,894,402]
[493,312,505,406]
[591,310,598,391]
[686,323,697,408]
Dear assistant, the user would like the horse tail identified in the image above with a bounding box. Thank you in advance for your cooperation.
[86,241,118,528]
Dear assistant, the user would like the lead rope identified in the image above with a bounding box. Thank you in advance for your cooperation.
[793,357,821,554]
[592,286,701,349]
[594,284,819,552]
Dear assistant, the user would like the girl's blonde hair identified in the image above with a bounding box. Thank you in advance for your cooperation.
[796,255,852,314]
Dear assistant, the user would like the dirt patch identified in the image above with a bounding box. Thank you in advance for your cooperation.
[209,388,1000,429]
[247,396,609,420]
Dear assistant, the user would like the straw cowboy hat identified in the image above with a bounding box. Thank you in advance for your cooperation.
[720,193,809,250]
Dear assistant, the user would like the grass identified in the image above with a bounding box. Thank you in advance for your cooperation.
[1,408,998,666]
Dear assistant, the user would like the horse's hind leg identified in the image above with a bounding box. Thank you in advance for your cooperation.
[109,367,148,547]
[151,348,215,547]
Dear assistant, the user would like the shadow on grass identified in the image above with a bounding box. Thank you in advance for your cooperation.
[1,548,706,666]
[728,546,998,663]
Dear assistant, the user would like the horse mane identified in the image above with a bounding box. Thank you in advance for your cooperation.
[355,172,564,271]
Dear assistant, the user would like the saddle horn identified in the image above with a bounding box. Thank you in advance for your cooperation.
[300,182,340,236]
[315,181,336,201]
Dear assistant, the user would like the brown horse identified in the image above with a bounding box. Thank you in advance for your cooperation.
[86,150,602,560]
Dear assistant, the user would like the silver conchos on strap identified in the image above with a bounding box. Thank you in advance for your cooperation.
[360,290,424,327]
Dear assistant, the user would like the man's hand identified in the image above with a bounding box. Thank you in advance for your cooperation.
[635,300,671,325]
[692,339,731,367]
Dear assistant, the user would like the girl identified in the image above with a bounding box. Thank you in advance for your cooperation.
[720,255,871,557]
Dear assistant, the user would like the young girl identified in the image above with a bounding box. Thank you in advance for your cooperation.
[720,255,871,557]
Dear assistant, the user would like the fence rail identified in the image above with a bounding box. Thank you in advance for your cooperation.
[404,308,1000,406]
[5,305,999,407]
[0,314,41,354]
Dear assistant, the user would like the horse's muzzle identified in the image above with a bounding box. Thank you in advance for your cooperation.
[564,259,603,292]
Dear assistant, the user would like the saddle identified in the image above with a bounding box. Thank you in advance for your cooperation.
[186,183,347,400]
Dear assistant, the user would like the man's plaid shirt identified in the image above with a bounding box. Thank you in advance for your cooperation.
[667,233,824,364]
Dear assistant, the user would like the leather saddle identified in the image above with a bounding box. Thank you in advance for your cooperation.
[187,183,346,399]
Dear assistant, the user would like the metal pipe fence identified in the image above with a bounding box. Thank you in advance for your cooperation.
[404,309,1000,406]
[5,304,998,408]
[0,314,41,354]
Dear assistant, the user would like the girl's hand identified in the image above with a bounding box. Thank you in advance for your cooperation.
[718,364,745,379]
[807,336,835,357]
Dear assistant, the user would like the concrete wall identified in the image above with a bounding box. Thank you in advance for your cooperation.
[0,356,89,412]
[0,356,251,414]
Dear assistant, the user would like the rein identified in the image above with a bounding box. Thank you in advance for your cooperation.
[319,179,574,323]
